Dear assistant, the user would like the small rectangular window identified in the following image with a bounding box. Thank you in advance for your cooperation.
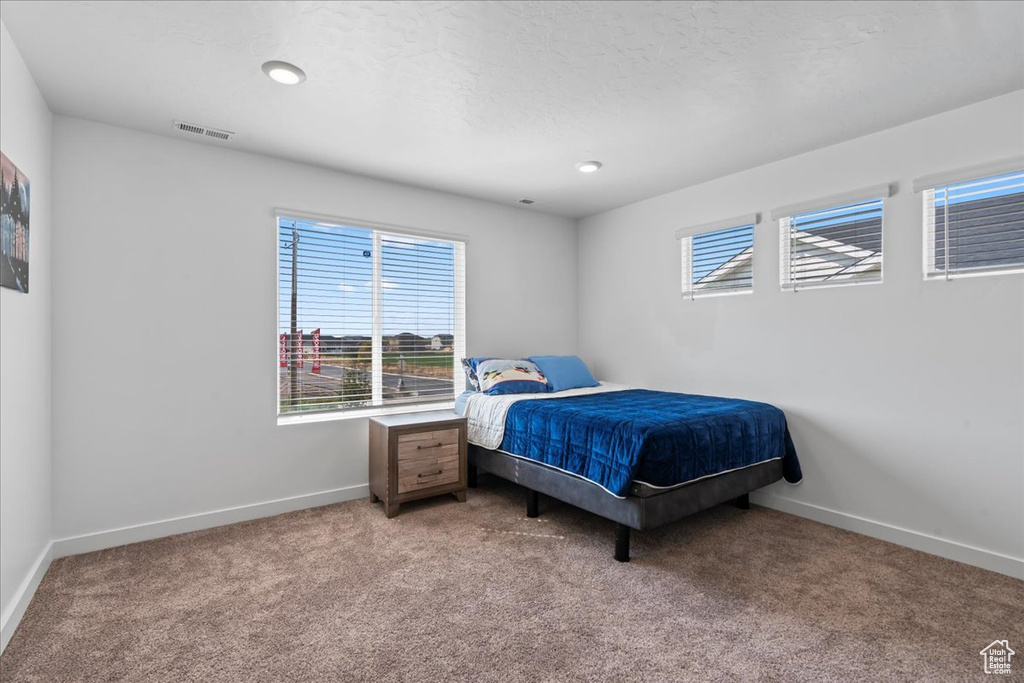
[779,197,884,291]
[680,223,754,298]
[278,215,465,420]
[922,170,1024,280]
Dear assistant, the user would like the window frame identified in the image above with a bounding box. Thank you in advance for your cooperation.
[917,167,1024,282]
[677,219,757,300]
[275,209,467,425]
[771,184,892,293]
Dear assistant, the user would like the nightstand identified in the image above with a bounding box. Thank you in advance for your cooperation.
[368,411,468,518]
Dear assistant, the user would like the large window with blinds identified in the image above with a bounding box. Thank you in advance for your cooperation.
[778,196,885,291]
[921,170,1024,280]
[277,214,465,419]
[680,222,754,298]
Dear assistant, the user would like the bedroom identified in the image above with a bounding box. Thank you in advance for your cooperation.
[0,1,1021,681]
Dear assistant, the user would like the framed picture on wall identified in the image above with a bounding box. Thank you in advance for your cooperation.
[1,151,30,293]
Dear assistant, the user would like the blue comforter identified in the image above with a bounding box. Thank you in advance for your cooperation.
[499,389,802,497]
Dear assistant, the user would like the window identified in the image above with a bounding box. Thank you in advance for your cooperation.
[277,214,465,419]
[773,185,891,291]
[921,170,1024,280]
[679,221,755,299]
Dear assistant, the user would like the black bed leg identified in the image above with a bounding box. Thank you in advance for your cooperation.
[614,523,631,563]
[526,489,539,518]
[735,493,750,510]
[467,464,478,488]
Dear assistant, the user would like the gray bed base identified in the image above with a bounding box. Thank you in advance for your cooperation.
[468,445,784,562]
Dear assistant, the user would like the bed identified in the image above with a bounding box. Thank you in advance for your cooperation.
[457,382,802,562]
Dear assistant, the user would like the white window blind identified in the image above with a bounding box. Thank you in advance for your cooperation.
[921,170,1024,280]
[779,197,885,290]
[680,222,754,298]
[278,215,465,417]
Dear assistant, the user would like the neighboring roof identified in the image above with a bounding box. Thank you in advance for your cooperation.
[695,246,752,290]
[809,217,883,254]
[785,229,882,282]
[936,193,1024,271]
[695,225,882,289]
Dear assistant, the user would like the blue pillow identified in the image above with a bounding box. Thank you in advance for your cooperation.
[476,359,550,395]
[527,355,599,392]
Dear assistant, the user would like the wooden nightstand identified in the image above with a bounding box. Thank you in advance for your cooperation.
[368,411,468,518]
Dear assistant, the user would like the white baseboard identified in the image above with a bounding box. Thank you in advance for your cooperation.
[2,486,368,655]
[752,491,1024,580]
[1,541,53,654]
[52,484,369,559]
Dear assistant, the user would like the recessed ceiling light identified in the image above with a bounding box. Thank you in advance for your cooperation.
[262,60,306,85]
[576,161,603,173]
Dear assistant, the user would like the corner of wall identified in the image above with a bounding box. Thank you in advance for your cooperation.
[572,216,583,356]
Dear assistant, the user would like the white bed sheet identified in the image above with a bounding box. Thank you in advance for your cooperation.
[461,381,633,449]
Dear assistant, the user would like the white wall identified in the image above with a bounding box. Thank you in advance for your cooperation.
[50,116,578,546]
[578,91,1024,577]
[0,22,53,648]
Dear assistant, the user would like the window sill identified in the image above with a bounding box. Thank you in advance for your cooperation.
[683,288,753,300]
[277,401,457,426]
[924,268,1024,281]
[781,277,882,292]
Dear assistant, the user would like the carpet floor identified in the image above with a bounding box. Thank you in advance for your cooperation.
[1,478,1021,682]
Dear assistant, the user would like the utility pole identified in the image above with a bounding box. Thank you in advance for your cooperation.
[288,223,300,406]
[397,354,406,394]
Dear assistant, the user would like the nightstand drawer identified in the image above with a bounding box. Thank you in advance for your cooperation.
[398,456,460,494]
[397,428,460,462]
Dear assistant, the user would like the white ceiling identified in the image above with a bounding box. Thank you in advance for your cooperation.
[2,1,1022,218]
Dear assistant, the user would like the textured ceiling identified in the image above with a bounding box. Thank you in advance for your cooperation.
[2,1,1022,217]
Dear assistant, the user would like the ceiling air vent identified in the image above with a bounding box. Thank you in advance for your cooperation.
[173,120,235,141]
[518,198,536,205]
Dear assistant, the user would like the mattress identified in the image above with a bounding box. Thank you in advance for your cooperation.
[461,383,801,497]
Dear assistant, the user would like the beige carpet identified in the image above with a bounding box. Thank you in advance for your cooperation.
[2,478,1022,682]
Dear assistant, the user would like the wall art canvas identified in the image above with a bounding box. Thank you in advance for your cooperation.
[1,151,30,293]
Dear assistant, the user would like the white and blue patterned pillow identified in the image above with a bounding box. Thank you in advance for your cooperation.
[461,357,494,391]
[476,359,549,395]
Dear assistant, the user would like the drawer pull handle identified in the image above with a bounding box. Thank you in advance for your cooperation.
[418,470,443,478]
[416,442,444,449]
